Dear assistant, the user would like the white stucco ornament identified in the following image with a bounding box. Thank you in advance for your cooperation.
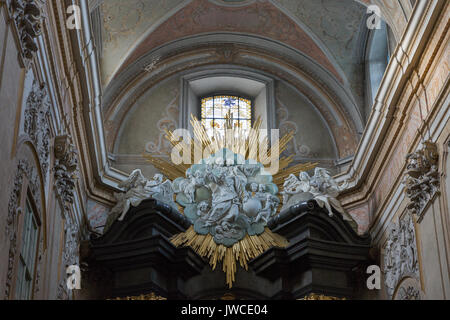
[108,169,176,223]
[173,149,279,246]
[281,167,353,221]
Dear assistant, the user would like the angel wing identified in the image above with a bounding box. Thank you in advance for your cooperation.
[118,169,144,190]
[283,174,300,190]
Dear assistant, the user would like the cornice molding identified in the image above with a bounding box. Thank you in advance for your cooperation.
[336,0,447,194]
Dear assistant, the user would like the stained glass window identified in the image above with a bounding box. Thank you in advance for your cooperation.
[201,95,252,137]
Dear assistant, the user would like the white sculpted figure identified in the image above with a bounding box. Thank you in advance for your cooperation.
[281,167,353,220]
[255,194,279,224]
[172,150,280,246]
[281,172,311,204]
[109,169,174,222]
[176,170,208,204]
[203,167,242,227]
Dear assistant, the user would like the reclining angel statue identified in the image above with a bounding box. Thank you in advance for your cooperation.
[281,167,353,221]
[108,169,174,224]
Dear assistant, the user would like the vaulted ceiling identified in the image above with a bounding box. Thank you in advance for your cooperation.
[89,0,412,90]
[86,0,414,173]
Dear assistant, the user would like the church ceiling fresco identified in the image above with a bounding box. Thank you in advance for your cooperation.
[98,0,186,84]
[99,0,343,86]
[93,0,412,90]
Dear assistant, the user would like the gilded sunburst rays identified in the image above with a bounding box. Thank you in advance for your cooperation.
[143,114,317,188]
[142,113,317,287]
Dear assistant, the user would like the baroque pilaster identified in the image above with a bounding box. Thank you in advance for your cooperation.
[53,134,80,300]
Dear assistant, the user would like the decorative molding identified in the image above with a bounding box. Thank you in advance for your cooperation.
[53,135,78,211]
[5,159,41,299]
[8,0,43,64]
[23,80,51,179]
[404,141,440,221]
[110,293,167,301]
[33,237,44,297]
[53,134,80,300]
[393,277,422,300]
[396,285,421,300]
[299,293,346,300]
[57,222,80,300]
[383,214,419,299]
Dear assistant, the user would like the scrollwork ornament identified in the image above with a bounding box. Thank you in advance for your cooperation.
[8,0,43,64]
[53,135,78,211]
[404,141,440,220]
[23,80,51,180]
[383,214,419,299]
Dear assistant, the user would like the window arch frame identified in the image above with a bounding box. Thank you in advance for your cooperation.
[13,186,42,300]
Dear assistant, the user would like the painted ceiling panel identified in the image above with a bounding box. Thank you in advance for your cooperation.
[100,0,187,84]
[273,0,366,80]
[112,0,343,84]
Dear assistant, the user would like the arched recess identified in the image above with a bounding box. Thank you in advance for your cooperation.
[103,34,363,163]
[109,62,341,177]
[15,139,48,248]
[4,140,48,299]
[91,0,410,88]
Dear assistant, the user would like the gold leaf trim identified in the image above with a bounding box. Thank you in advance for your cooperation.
[109,293,167,300]
[171,226,288,288]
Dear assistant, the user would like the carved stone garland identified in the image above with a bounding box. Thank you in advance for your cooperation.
[53,135,80,300]
[23,80,51,180]
[5,159,41,299]
[404,141,440,221]
[383,214,420,299]
[8,0,43,62]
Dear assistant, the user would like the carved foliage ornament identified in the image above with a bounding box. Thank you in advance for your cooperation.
[9,0,43,61]
[404,141,440,220]
[53,135,80,300]
[396,285,421,300]
[54,135,78,211]
[383,214,419,299]
[299,293,346,300]
[24,80,51,179]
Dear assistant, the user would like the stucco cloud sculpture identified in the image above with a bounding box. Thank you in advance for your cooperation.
[173,150,279,246]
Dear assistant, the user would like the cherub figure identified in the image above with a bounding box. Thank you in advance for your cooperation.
[255,194,279,224]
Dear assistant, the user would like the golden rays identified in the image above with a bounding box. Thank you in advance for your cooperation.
[142,113,316,287]
[171,226,288,288]
[143,114,317,188]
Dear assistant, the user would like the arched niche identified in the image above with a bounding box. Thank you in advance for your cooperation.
[180,67,275,132]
